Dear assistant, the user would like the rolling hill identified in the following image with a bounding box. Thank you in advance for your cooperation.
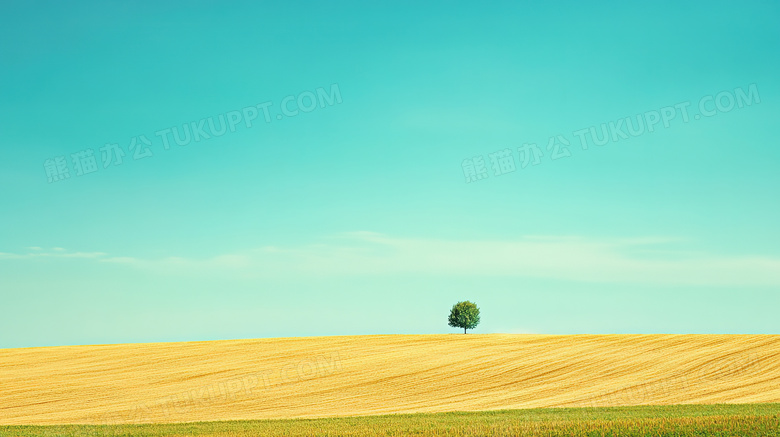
[1,334,778,425]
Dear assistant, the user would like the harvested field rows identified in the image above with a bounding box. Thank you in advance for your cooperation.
[1,334,778,424]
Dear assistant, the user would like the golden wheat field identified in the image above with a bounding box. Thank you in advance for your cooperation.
[1,334,778,426]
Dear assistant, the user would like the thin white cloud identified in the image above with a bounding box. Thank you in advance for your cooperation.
[58,251,108,259]
[3,234,780,287]
[250,233,780,286]
[0,248,107,260]
[101,256,142,264]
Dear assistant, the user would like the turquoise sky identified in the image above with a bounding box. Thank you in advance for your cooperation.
[1,1,779,348]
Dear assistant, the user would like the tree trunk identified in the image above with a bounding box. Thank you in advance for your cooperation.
[464,327,467,334]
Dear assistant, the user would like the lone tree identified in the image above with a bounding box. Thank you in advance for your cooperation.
[448,301,480,334]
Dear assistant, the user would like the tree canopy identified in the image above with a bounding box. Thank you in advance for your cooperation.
[448,301,480,334]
